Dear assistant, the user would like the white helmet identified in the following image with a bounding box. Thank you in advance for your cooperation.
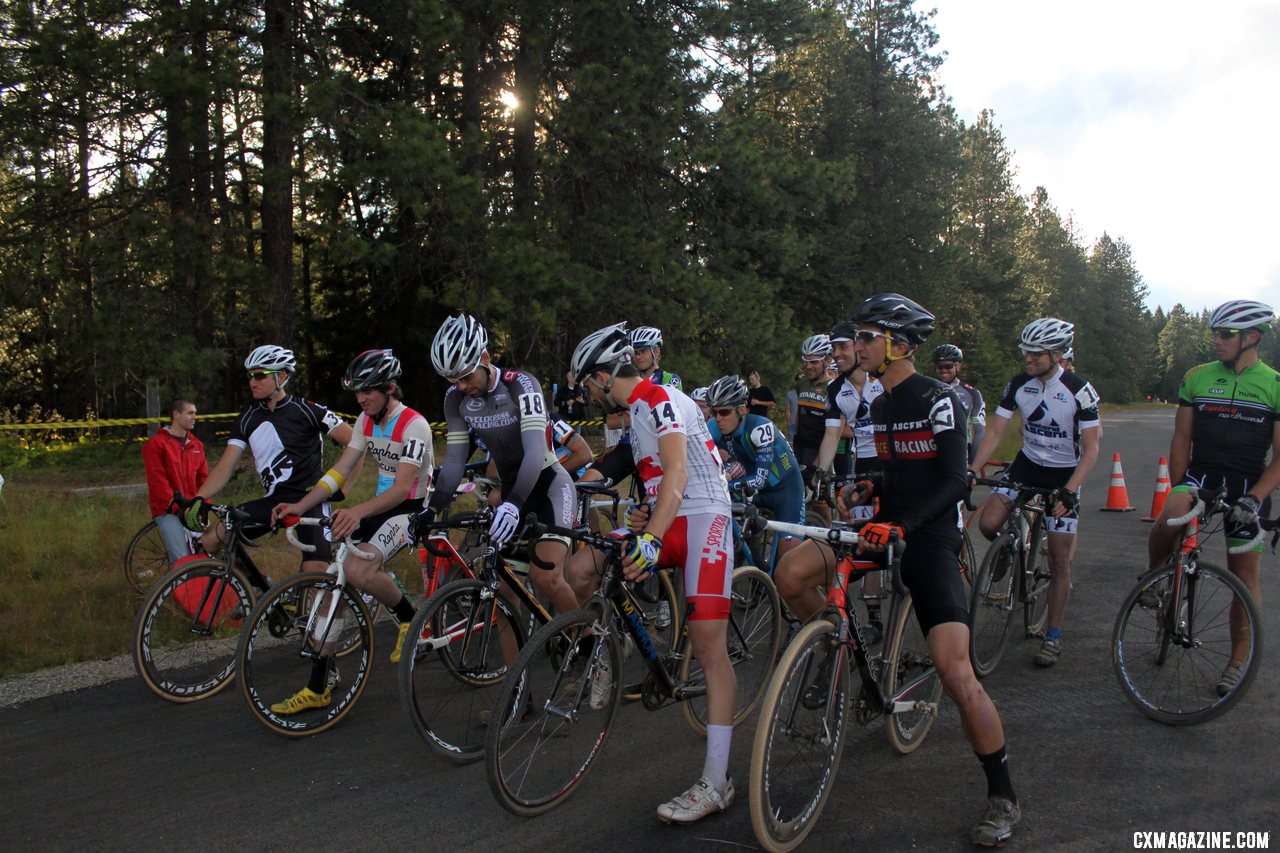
[431,314,488,379]
[630,326,663,349]
[690,386,709,402]
[800,334,832,358]
[1061,346,1074,362]
[705,374,749,408]
[1019,318,1074,353]
[245,345,296,373]
[571,323,634,384]
[1209,300,1273,332]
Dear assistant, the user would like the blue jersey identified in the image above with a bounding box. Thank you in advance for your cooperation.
[709,413,801,492]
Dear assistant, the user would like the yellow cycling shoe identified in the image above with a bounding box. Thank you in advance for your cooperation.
[270,686,331,715]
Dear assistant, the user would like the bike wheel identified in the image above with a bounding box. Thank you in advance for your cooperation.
[749,618,850,853]
[1023,524,1051,636]
[883,591,942,754]
[132,558,255,702]
[957,526,977,587]
[621,568,681,701]
[967,535,1016,678]
[124,519,180,595]
[1112,562,1263,725]
[486,606,622,816]
[399,580,526,764]
[236,572,374,737]
[681,566,782,734]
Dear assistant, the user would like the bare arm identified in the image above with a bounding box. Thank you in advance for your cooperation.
[195,444,244,500]
[1167,405,1194,485]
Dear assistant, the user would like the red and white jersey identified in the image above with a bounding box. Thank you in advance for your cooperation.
[349,402,433,501]
[627,378,731,517]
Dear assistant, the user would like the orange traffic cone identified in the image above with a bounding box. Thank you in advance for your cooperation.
[1141,457,1172,522]
[1100,452,1135,512]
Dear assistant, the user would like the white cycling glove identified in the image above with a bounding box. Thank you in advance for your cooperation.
[489,501,522,546]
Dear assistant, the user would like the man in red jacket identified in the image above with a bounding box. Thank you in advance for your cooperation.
[142,399,209,564]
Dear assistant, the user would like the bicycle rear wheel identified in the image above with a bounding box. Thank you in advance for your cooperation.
[236,572,374,737]
[957,526,977,587]
[681,566,782,734]
[486,606,622,816]
[1023,524,1051,637]
[1112,562,1262,725]
[967,535,1016,678]
[749,618,850,853]
[132,558,254,702]
[883,591,942,754]
[124,520,182,595]
[399,580,526,764]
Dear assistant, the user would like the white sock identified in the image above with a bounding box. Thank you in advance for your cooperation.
[702,724,733,793]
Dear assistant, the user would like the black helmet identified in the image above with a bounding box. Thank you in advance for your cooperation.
[848,293,935,346]
[343,348,402,391]
[829,319,859,342]
[932,344,963,363]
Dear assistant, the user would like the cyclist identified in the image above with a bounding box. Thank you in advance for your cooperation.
[814,319,884,515]
[968,318,1102,668]
[840,293,1021,847]
[271,349,431,713]
[691,386,711,421]
[705,374,805,561]
[1145,299,1280,696]
[933,344,986,462]
[567,323,737,825]
[791,335,834,491]
[631,325,683,390]
[182,345,351,574]
[419,314,579,618]
[1060,346,1075,373]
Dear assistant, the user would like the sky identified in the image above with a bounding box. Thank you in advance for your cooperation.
[931,0,1280,316]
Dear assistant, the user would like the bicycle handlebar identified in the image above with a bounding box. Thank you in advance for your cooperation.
[281,515,375,559]
[765,520,860,547]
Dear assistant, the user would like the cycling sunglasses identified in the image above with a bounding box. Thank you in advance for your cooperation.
[246,370,276,381]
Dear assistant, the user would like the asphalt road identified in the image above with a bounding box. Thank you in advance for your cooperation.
[3,407,1277,852]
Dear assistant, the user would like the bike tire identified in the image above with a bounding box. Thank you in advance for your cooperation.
[967,535,1016,678]
[1112,562,1263,726]
[398,579,526,764]
[749,618,850,853]
[132,558,255,702]
[486,606,622,816]
[957,526,977,588]
[1023,524,1051,637]
[681,566,782,734]
[883,590,942,754]
[124,519,182,595]
[236,572,375,737]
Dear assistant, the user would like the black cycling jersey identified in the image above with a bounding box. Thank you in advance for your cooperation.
[869,372,969,534]
[1179,359,1280,479]
[792,386,829,455]
[228,394,346,497]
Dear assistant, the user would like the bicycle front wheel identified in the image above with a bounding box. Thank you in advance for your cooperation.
[883,591,942,754]
[399,580,526,764]
[681,566,783,734]
[236,572,375,737]
[967,535,1016,678]
[124,520,179,595]
[486,607,622,816]
[132,559,255,702]
[1112,562,1262,725]
[1023,524,1051,636]
[749,618,850,853]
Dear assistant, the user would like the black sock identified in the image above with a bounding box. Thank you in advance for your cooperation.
[977,745,1017,804]
[308,656,331,694]
[392,595,416,625]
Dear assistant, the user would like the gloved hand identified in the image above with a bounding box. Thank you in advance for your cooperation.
[489,501,521,546]
[181,496,209,532]
[167,492,187,515]
[1053,488,1079,514]
[624,532,664,575]
[859,522,904,549]
[410,507,437,546]
[1228,494,1262,526]
[724,461,747,482]
[622,502,650,532]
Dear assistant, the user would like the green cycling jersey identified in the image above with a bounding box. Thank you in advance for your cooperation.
[1178,359,1280,478]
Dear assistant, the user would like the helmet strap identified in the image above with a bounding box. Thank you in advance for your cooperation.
[875,330,910,377]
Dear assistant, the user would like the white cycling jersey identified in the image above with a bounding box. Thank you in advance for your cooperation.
[825,374,884,459]
[996,366,1101,468]
[348,401,434,500]
[626,378,731,516]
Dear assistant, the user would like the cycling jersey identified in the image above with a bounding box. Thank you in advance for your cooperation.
[708,413,802,492]
[228,395,346,497]
[1179,359,1280,479]
[549,413,588,478]
[792,387,829,458]
[348,401,434,500]
[945,379,986,459]
[825,374,884,460]
[627,378,731,516]
[996,366,1101,468]
[615,369,683,450]
[869,372,969,534]
[429,366,561,516]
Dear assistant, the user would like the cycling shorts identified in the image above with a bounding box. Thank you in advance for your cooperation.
[794,443,820,473]
[240,491,333,563]
[589,443,637,487]
[353,498,425,562]
[511,465,579,558]
[752,473,806,529]
[1173,468,1272,550]
[661,513,733,622]
[992,453,1079,536]
[898,525,970,635]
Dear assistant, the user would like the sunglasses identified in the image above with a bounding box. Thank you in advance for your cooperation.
[801,357,827,365]
[853,330,888,344]
[935,361,957,370]
[1020,349,1051,358]
[247,371,275,381]
[712,408,737,417]
[1212,329,1241,340]
[446,367,480,385]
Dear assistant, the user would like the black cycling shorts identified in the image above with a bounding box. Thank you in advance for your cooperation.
[1175,468,1272,542]
[898,525,969,635]
[589,443,637,487]
[240,490,332,563]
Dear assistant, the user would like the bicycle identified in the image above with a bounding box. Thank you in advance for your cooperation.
[966,476,1058,678]
[131,503,274,702]
[124,517,201,594]
[484,521,782,816]
[748,520,941,852]
[1112,488,1274,725]
[234,517,381,737]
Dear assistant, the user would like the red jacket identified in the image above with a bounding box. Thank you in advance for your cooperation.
[142,428,209,517]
